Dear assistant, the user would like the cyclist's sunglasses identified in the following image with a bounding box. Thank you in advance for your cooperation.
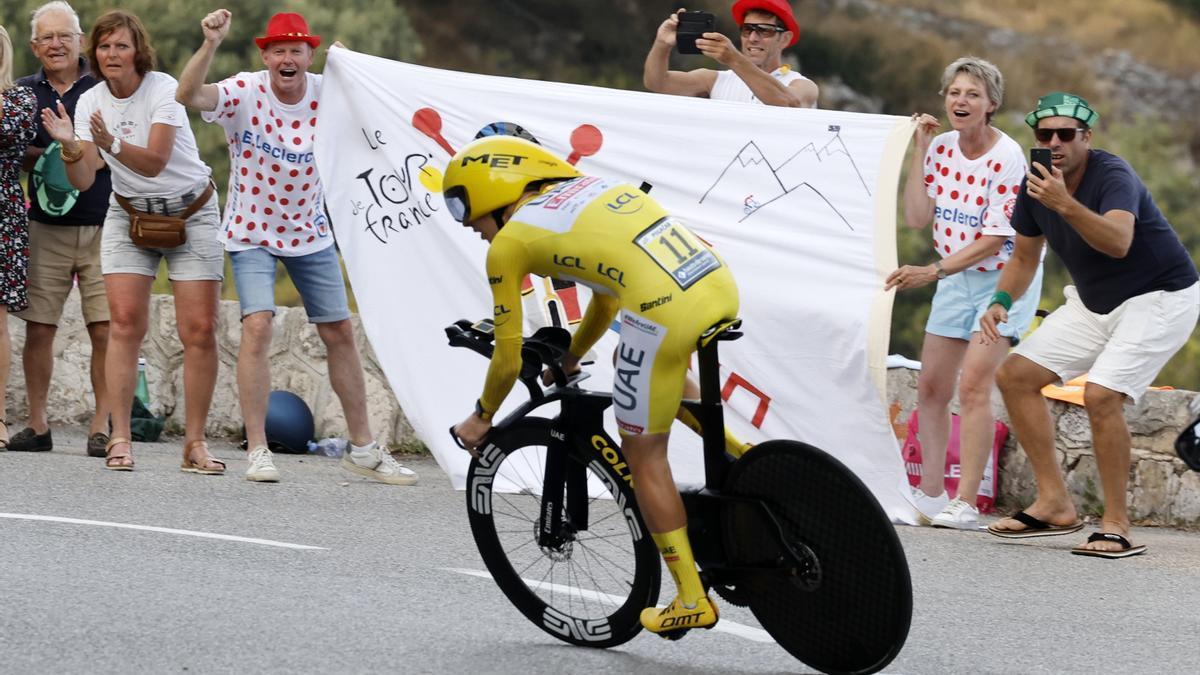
[444,186,469,223]
[740,22,786,37]
[1034,127,1087,143]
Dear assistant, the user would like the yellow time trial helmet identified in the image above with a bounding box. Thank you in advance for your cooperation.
[442,136,581,224]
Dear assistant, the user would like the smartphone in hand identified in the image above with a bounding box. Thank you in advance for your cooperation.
[1030,147,1052,177]
[676,10,715,55]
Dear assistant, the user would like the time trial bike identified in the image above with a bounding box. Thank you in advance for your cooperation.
[447,317,911,674]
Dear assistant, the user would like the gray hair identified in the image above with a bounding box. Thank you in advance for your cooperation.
[30,1,82,37]
[0,26,13,91]
[938,56,1004,122]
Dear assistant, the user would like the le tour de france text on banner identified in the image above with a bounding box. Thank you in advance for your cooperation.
[313,48,916,521]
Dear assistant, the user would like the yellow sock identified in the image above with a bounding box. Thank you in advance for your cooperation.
[723,427,753,459]
[652,527,706,605]
[675,407,751,459]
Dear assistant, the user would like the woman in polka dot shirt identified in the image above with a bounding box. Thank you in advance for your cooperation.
[887,56,1044,530]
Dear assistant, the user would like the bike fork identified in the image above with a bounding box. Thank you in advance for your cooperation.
[537,418,588,547]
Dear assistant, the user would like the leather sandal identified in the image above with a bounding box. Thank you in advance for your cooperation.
[181,439,226,475]
[105,437,134,471]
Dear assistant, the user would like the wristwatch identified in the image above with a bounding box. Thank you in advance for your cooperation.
[109,137,121,156]
[474,399,493,422]
[933,260,947,280]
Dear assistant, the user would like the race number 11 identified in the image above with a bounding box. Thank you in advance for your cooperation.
[634,217,721,290]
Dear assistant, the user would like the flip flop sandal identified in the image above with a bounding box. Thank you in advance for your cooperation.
[1071,532,1148,559]
[986,510,1084,539]
[181,440,226,475]
[104,437,135,471]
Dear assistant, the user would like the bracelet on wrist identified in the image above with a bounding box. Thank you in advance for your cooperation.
[59,142,83,163]
[990,291,1013,311]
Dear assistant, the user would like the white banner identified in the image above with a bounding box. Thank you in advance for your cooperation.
[315,49,916,522]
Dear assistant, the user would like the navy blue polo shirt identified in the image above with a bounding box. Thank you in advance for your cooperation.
[1011,149,1198,314]
[17,59,111,226]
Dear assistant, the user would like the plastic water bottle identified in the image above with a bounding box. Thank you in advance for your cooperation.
[306,437,347,458]
[135,357,150,407]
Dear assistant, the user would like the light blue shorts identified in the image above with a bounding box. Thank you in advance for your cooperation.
[925,266,1044,345]
[101,183,224,281]
[229,244,350,324]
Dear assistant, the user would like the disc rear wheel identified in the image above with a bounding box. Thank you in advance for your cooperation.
[721,440,912,674]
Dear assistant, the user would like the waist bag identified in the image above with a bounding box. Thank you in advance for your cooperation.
[115,182,213,249]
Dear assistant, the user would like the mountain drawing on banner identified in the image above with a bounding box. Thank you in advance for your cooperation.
[699,127,870,229]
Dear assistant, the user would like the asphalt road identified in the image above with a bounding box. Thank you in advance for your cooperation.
[2,428,1198,674]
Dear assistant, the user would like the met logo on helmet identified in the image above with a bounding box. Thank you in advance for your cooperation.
[461,153,527,168]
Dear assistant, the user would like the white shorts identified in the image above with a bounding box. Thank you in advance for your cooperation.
[1013,283,1200,402]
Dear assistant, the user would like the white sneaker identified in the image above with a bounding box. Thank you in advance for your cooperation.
[931,498,980,530]
[341,441,418,486]
[910,486,949,525]
[245,446,281,482]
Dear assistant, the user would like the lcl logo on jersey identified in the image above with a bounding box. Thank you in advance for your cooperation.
[461,153,526,168]
[605,191,644,215]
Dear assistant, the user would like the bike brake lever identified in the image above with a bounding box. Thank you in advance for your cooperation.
[448,425,466,450]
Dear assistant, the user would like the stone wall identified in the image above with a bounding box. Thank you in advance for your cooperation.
[4,295,416,447]
[887,368,1200,529]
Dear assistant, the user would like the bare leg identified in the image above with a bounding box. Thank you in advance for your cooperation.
[317,319,372,446]
[104,274,154,466]
[238,311,273,449]
[622,432,686,532]
[1078,383,1135,551]
[172,280,221,447]
[0,307,8,443]
[915,334,967,497]
[992,354,1077,530]
[85,321,111,435]
[954,334,1012,504]
[22,321,57,434]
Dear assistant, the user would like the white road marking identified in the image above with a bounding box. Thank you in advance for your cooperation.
[0,513,327,550]
[445,567,774,643]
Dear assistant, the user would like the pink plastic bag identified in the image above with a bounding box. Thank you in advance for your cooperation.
[900,409,1008,514]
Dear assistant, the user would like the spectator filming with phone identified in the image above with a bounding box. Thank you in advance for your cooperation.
[982,92,1199,559]
[643,0,817,107]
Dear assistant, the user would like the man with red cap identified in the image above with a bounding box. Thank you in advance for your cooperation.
[644,0,817,107]
[176,9,417,486]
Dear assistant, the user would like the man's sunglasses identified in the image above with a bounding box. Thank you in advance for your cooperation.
[1034,127,1087,143]
[740,23,786,37]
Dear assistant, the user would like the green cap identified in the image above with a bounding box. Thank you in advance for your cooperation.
[1025,91,1100,129]
[31,141,80,217]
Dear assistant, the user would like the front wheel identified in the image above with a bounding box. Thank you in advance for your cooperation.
[465,418,661,648]
[721,440,912,674]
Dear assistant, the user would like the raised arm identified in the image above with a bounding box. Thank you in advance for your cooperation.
[176,8,232,111]
[643,10,717,96]
[901,113,939,230]
[41,102,100,192]
[699,34,811,107]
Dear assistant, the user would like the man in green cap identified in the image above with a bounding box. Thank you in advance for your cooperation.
[979,92,1199,559]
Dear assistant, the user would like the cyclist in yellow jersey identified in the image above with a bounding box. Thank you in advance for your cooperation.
[447,136,738,635]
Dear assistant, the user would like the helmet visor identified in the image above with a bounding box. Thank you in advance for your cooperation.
[444,186,469,223]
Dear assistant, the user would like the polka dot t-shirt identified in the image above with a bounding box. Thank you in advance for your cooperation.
[922,129,1026,271]
[202,71,329,256]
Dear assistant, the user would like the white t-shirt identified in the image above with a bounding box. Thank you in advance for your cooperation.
[922,129,1026,271]
[202,70,329,256]
[710,66,815,107]
[75,71,210,198]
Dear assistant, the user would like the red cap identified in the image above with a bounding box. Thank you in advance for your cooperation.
[255,12,321,49]
[732,0,800,47]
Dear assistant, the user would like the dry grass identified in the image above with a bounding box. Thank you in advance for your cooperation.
[873,0,1200,74]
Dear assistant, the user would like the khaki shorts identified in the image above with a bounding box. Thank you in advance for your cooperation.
[1013,283,1200,403]
[14,219,110,326]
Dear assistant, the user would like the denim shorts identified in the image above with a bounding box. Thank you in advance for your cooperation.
[101,183,224,281]
[229,243,350,323]
[925,265,1044,344]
